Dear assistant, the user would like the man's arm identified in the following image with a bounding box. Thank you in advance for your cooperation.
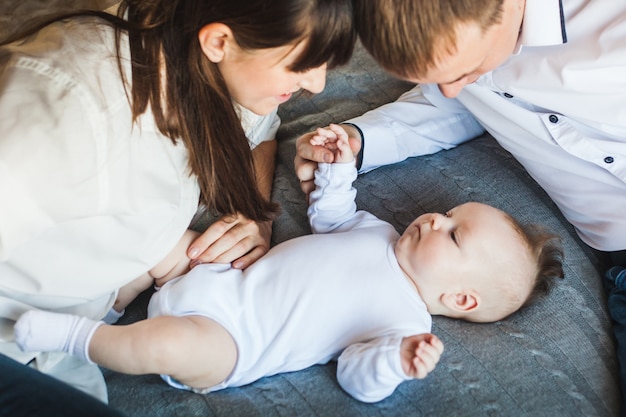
[295,84,484,194]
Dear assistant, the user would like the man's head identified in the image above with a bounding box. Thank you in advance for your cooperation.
[355,0,525,97]
[395,202,563,323]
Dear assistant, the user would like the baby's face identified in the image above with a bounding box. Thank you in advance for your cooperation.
[394,202,528,304]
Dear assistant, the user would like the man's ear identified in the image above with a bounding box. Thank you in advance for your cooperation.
[441,291,480,314]
[198,23,233,63]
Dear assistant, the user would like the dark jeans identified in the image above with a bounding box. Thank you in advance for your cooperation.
[0,354,127,417]
[597,250,626,417]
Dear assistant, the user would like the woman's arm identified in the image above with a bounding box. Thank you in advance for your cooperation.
[186,139,277,270]
[252,139,277,201]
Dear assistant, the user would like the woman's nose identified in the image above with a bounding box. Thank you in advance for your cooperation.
[299,64,327,94]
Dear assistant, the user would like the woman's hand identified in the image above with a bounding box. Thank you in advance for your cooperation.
[187,213,273,270]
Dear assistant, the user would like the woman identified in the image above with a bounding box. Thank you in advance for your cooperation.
[0,0,355,400]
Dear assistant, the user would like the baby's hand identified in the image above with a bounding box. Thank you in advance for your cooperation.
[400,333,444,379]
[309,124,354,164]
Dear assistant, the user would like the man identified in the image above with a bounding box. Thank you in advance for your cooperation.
[294,0,626,412]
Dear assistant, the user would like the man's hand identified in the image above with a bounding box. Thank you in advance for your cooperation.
[294,123,362,195]
[400,333,444,379]
[187,213,272,270]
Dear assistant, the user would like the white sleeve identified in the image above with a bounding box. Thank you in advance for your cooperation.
[0,53,199,301]
[307,162,362,234]
[0,162,55,261]
[0,60,94,261]
[337,335,412,403]
[347,84,485,173]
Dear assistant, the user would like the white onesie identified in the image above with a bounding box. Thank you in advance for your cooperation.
[148,162,431,403]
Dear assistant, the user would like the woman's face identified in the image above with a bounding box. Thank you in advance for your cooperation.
[218,41,327,115]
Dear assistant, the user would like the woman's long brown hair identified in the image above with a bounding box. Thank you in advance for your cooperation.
[2,0,356,221]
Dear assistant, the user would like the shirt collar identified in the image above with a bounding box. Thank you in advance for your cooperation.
[514,0,567,53]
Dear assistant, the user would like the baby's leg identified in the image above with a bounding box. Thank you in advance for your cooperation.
[17,311,237,391]
[92,315,237,389]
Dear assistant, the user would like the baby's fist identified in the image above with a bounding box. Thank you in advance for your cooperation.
[400,333,444,379]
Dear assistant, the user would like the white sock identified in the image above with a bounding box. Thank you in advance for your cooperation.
[15,310,104,364]
[102,307,125,324]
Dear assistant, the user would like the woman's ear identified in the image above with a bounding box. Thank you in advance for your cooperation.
[441,291,480,314]
[198,23,233,63]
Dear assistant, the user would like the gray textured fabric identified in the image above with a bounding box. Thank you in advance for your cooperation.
[2,2,619,416]
[107,44,619,416]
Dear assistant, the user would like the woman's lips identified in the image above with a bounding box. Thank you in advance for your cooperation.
[277,92,293,103]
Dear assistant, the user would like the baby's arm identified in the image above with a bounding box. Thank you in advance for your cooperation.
[400,333,444,379]
[149,229,199,287]
[113,229,200,313]
[307,124,388,234]
[337,333,442,403]
[310,124,355,164]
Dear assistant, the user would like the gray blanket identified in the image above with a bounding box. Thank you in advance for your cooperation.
[2,2,619,415]
[108,42,619,417]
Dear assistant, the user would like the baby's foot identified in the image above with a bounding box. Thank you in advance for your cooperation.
[15,310,102,363]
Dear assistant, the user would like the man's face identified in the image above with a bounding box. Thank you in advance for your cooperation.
[405,0,525,98]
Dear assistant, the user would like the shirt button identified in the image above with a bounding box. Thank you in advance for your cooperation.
[604,156,615,164]
[549,114,559,123]
[504,92,514,98]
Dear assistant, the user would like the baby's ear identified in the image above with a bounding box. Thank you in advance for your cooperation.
[441,291,480,314]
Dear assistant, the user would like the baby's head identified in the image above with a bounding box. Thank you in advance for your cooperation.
[395,202,563,323]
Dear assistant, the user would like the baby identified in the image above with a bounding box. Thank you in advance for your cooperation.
[15,124,563,403]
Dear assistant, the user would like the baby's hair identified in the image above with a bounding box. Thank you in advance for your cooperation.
[465,213,564,324]
[515,222,565,307]
[354,0,504,79]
